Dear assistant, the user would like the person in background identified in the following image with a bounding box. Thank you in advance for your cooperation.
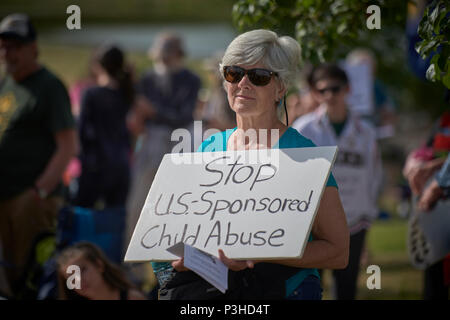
[56,242,147,300]
[418,153,450,211]
[286,63,320,124]
[74,44,133,210]
[124,32,201,295]
[125,32,201,246]
[345,48,397,140]
[293,64,382,300]
[403,93,450,300]
[0,13,78,298]
[161,29,349,300]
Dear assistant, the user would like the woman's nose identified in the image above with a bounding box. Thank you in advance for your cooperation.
[237,73,252,88]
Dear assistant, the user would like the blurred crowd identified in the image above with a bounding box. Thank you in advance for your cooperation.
[0,12,448,301]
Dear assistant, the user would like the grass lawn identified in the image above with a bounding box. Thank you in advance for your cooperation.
[321,218,423,300]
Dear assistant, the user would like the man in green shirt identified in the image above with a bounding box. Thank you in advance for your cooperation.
[0,13,78,298]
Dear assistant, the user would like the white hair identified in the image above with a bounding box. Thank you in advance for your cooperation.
[220,29,301,89]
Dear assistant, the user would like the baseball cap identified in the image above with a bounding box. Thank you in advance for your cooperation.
[0,13,37,42]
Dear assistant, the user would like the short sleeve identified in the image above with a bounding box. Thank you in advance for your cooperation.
[197,130,233,152]
[46,77,75,132]
[326,172,338,188]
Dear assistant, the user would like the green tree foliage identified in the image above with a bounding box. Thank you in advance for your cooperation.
[232,0,448,116]
[232,0,407,64]
[415,0,450,89]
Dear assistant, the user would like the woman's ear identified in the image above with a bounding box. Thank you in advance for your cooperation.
[276,82,287,101]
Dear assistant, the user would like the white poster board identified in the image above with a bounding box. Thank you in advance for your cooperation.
[124,146,337,262]
[340,61,374,116]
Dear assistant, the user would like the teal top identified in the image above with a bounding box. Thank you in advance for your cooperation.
[197,127,337,297]
[152,127,338,297]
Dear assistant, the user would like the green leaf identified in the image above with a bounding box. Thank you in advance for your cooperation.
[426,63,436,82]
[438,45,450,70]
[428,54,442,81]
[435,5,448,34]
[337,21,347,34]
[443,73,450,89]
[429,2,440,26]
[299,0,314,7]
[416,39,439,58]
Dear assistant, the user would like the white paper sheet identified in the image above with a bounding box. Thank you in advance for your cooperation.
[167,242,228,293]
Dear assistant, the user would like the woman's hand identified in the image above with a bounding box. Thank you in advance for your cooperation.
[171,258,189,272]
[171,250,258,272]
[218,249,257,271]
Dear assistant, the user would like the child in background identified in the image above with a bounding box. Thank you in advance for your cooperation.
[293,64,382,300]
[56,242,146,300]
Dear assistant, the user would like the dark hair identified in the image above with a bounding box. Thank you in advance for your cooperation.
[56,242,136,300]
[308,63,349,88]
[94,44,135,104]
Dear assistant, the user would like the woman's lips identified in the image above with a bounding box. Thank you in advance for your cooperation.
[236,95,255,100]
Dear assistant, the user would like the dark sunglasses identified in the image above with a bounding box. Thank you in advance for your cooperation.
[223,65,278,86]
[317,85,342,95]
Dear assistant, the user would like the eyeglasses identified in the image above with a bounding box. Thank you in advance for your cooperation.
[223,66,278,86]
[316,85,342,95]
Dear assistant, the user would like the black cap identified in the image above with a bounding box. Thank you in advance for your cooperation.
[0,13,37,42]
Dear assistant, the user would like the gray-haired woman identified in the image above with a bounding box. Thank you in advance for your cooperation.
[162,29,349,300]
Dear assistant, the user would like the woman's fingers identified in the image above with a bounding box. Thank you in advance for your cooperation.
[171,258,189,271]
[172,251,257,272]
[218,249,255,271]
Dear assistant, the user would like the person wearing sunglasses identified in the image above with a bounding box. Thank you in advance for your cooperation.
[293,64,383,300]
[162,29,349,300]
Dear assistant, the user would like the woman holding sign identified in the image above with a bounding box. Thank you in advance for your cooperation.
[158,29,349,300]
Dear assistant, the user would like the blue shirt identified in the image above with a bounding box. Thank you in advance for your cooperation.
[198,127,338,297]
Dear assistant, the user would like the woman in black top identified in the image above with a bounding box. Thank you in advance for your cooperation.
[75,45,134,209]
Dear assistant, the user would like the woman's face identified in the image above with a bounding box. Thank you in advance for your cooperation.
[224,62,285,119]
[60,254,105,299]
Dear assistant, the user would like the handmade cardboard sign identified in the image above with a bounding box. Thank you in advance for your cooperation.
[124,146,337,262]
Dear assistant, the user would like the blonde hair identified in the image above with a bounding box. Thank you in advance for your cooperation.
[220,29,302,89]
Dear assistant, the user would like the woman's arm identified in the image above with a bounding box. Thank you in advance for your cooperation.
[271,187,349,269]
[126,95,156,136]
[217,187,350,271]
[173,187,350,272]
[35,129,79,194]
